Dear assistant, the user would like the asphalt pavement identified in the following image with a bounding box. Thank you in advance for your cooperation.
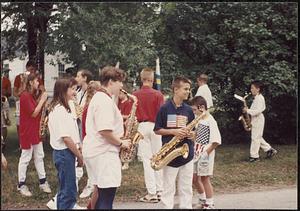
[113,187,297,209]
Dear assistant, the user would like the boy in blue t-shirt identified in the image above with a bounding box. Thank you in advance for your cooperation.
[154,76,195,209]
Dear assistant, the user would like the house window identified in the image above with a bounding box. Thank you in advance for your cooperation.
[58,63,65,74]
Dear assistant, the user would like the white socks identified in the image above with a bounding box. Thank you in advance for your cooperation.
[206,197,214,205]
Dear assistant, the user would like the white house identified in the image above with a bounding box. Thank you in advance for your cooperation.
[2,52,74,97]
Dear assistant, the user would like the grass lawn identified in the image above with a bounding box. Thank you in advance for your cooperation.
[1,108,297,209]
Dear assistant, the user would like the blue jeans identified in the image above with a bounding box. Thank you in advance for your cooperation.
[95,187,117,209]
[53,149,77,209]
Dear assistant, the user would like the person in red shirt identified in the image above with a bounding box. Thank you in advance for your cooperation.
[117,87,134,171]
[118,88,133,122]
[133,67,164,203]
[2,69,12,97]
[17,73,51,197]
[1,69,12,149]
[13,60,45,137]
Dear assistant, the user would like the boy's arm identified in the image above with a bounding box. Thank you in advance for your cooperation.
[205,142,220,155]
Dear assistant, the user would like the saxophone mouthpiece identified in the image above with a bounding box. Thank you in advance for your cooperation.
[120,89,128,95]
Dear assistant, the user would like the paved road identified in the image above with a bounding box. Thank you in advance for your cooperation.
[113,187,297,209]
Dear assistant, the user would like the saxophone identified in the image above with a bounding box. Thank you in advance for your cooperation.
[151,110,206,171]
[234,93,252,131]
[119,89,144,164]
[39,98,50,138]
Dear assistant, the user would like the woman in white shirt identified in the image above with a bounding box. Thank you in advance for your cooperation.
[244,81,277,162]
[82,66,131,209]
[47,78,84,209]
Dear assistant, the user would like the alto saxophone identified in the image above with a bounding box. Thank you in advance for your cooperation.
[119,89,144,165]
[151,110,206,171]
[234,93,252,131]
[39,98,50,138]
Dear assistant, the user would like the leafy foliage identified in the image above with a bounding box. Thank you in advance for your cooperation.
[1,2,297,144]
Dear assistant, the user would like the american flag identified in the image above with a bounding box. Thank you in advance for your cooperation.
[167,114,187,128]
[176,115,187,127]
[167,114,177,127]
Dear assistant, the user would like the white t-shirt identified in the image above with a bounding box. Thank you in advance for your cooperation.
[82,92,124,158]
[195,84,213,108]
[48,104,81,150]
[247,94,266,119]
[196,114,221,147]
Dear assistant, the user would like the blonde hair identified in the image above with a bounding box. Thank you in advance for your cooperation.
[140,67,154,82]
[85,81,101,105]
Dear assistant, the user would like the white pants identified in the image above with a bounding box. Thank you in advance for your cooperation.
[160,160,193,209]
[137,122,163,195]
[250,115,271,158]
[18,142,46,183]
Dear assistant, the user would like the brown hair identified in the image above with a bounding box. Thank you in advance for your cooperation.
[171,76,191,92]
[78,69,93,83]
[49,77,77,113]
[251,80,264,92]
[25,73,39,99]
[99,66,126,86]
[140,67,154,82]
[26,60,37,69]
[85,80,101,105]
[190,95,208,110]
[197,73,208,83]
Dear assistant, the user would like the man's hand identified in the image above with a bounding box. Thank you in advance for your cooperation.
[77,155,84,167]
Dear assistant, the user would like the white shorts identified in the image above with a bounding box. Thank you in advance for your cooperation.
[193,150,215,177]
[84,151,121,188]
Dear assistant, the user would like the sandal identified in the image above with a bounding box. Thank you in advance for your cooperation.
[139,194,159,203]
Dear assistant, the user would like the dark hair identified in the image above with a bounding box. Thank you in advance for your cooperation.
[26,60,37,69]
[171,76,191,92]
[78,69,93,83]
[49,77,77,113]
[251,80,264,92]
[190,96,208,110]
[99,66,126,86]
[197,73,208,82]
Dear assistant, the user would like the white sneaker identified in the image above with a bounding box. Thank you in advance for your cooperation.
[72,203,86,209]
[46,196,57,210]
[39,181,52,193]
[17,185,32,197]
[79,185,94,198]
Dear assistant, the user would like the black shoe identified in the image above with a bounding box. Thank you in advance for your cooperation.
[266,148,278,158]
[249,157,260,162]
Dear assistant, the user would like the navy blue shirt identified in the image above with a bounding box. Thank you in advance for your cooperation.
[154,99,195,167]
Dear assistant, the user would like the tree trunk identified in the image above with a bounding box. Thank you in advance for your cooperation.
[26,16,37,62]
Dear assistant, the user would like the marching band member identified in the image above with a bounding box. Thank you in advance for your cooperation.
[190,96,221,209]
[118,85,134,170]
[195,73,213,110]
[154,76,195,209]
[74,69,94,198]
[17,73,51,197]
[82,66,131,209]
[243,81,277,162]
[47,78,84,209]
[133,67,164,203]
[82,80,101,209]
[13,61,44,140]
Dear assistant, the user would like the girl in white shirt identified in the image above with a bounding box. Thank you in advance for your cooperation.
[47,78,84,209]
[82,66,131,209]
